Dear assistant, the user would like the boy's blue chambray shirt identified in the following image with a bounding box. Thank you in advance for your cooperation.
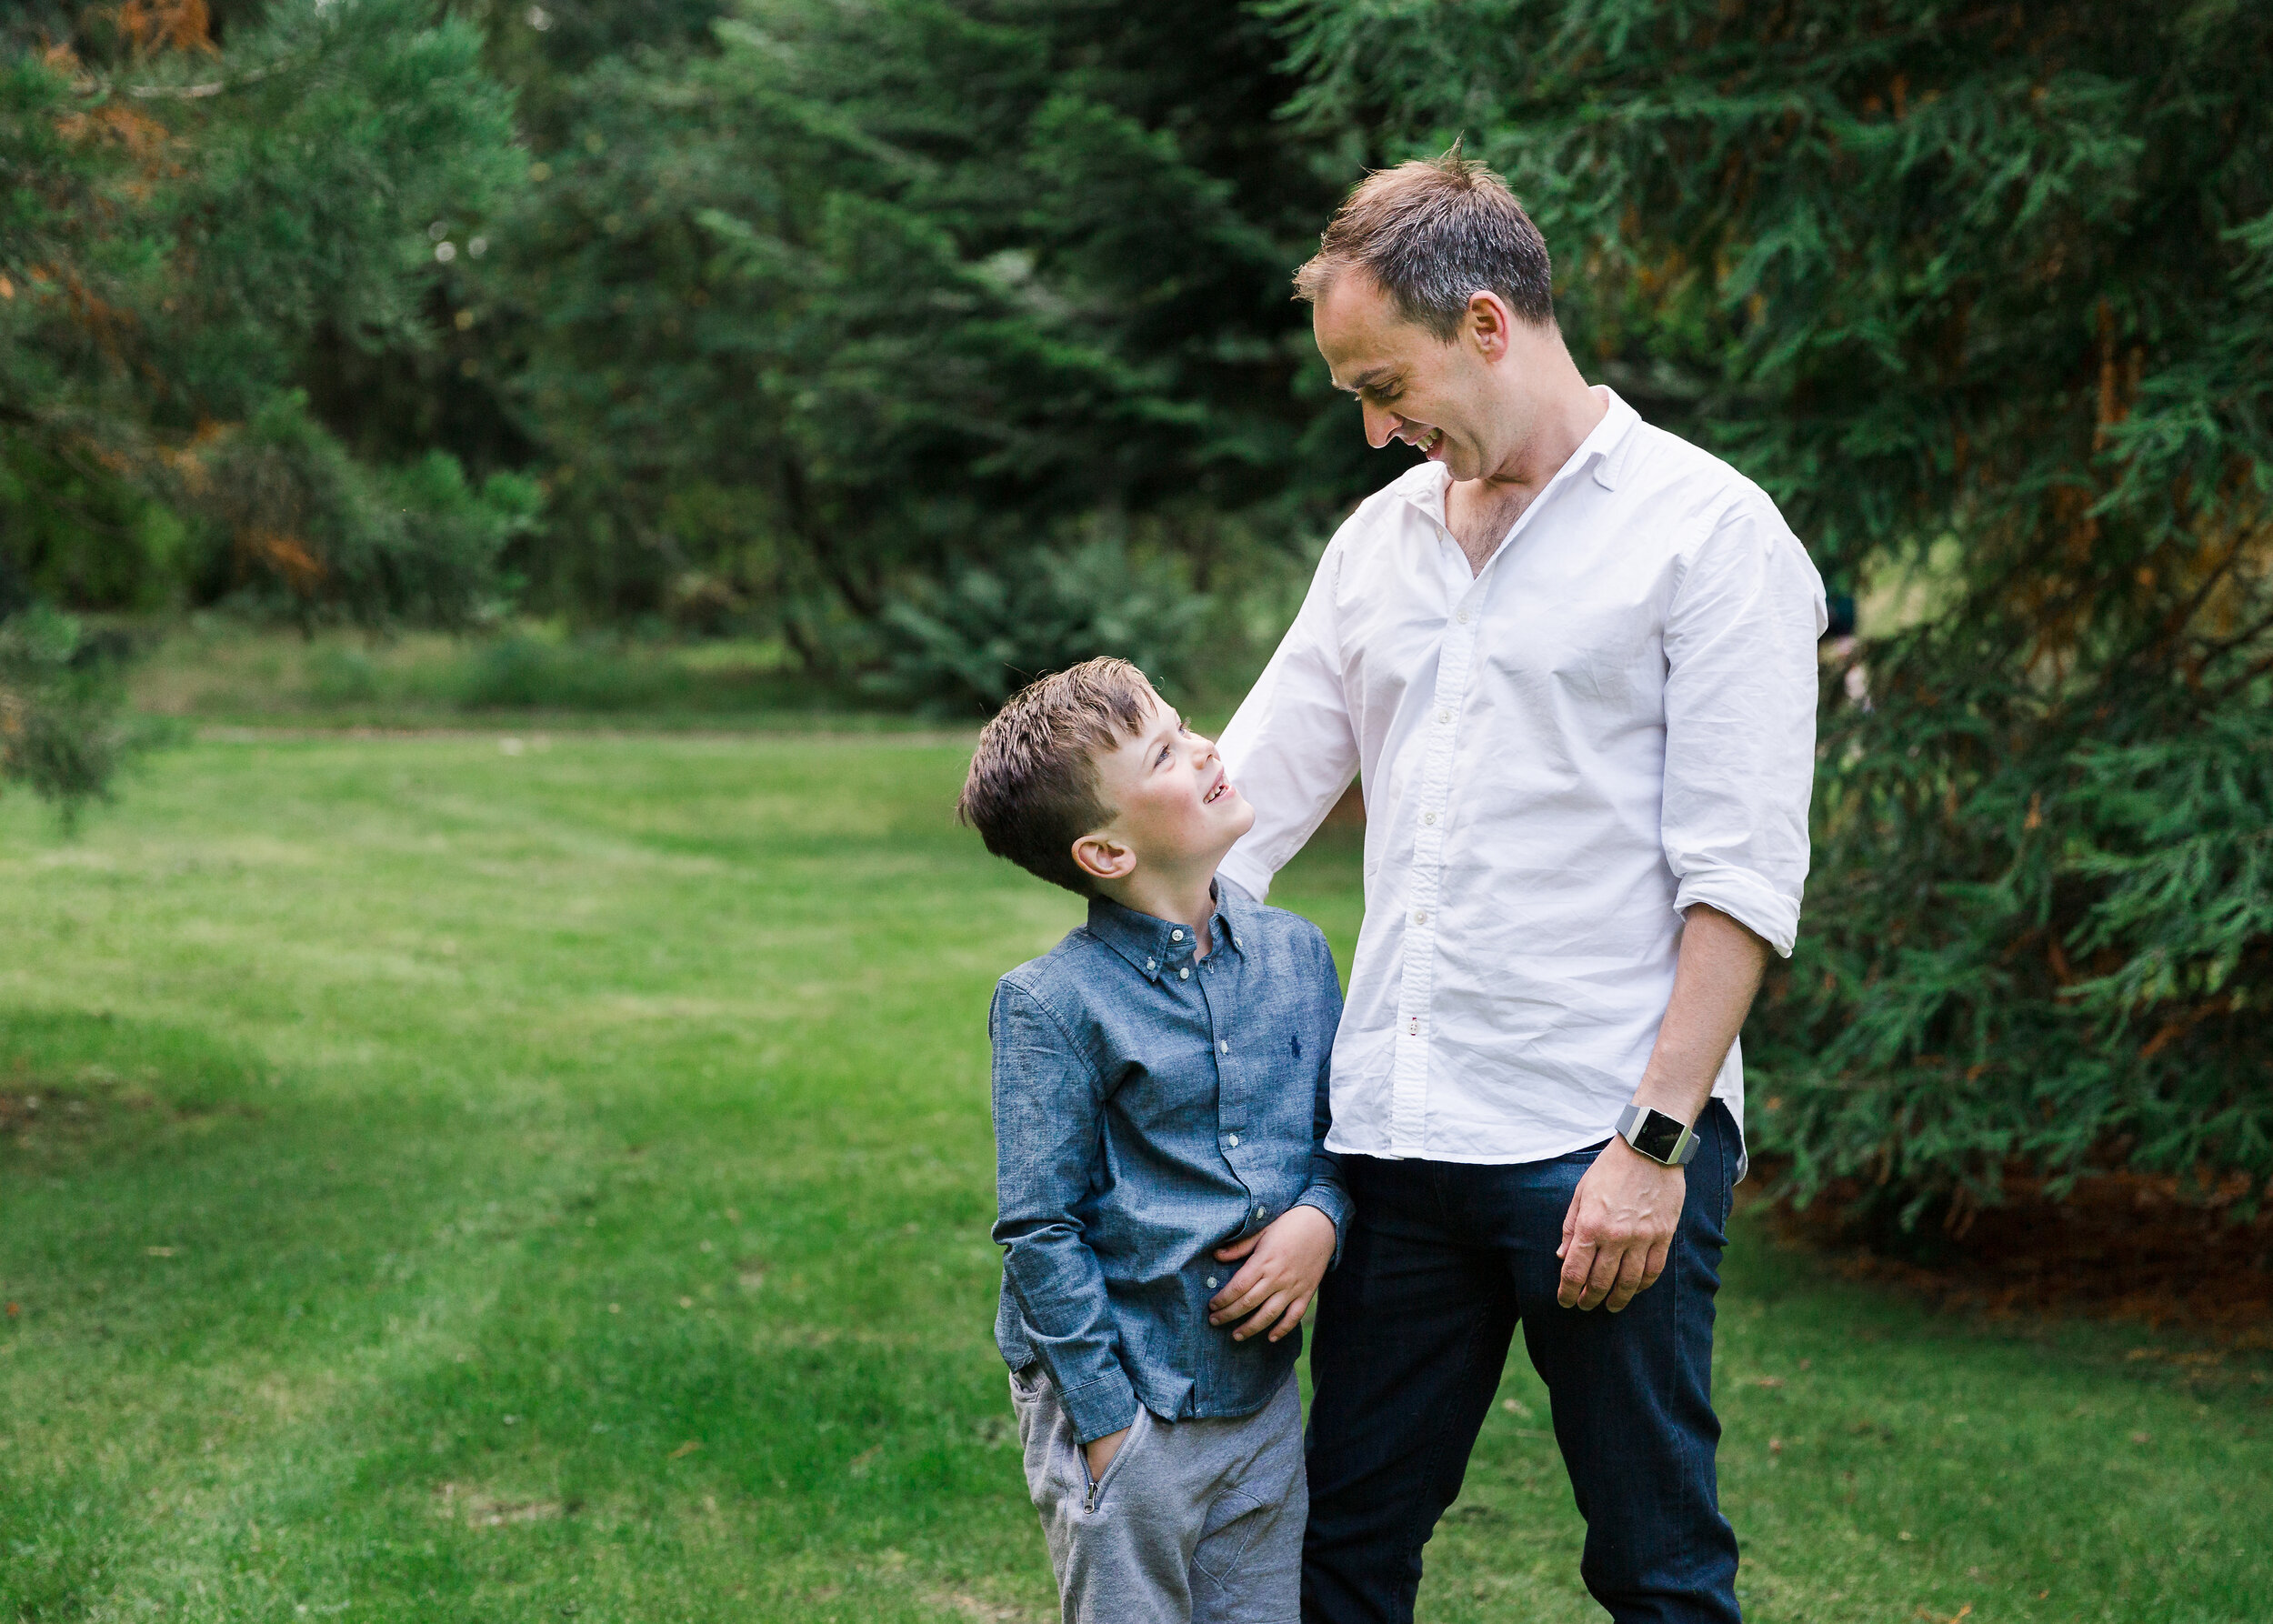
[990,886,1349,1445]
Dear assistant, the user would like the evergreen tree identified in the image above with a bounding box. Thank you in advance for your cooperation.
[1278,0,2273,1221]
[1,0,530,803]
[484,0,1375,677]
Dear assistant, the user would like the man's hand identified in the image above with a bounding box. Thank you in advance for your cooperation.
[1556,1137,1687,1312]
[1084,1426,1130,1482]
[1555,904,1767,1313]
[1207,1204,1337,1341]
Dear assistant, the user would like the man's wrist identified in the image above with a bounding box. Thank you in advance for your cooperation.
[1615,1101,1703,1167]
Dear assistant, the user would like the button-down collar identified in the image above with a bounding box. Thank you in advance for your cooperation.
[1083,887,1247,983]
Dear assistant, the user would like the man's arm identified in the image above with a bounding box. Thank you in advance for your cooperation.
[1556,904,1767,1311]
[1559,498,1823,1312]
[1215,539,1359,902]
[989,983,1137,1448]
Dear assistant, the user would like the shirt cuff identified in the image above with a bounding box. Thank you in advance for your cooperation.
[1294,1185,1351,1270]
[1056,1367,1140,1445]
[1674,867,1802,958]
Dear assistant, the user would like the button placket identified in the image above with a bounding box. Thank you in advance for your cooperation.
[1201,950,1248,1168]
[1391,569,1487,1155]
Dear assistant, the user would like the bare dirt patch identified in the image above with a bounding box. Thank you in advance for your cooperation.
[0,1060,255,1153]
[1755,1165,2273,1339]
[433,1481,572,1529]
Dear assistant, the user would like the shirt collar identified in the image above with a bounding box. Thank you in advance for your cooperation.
[1393,384,1643,524]
[1084,885,1247,983]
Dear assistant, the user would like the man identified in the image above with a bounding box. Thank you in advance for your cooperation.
[1215,148,1826,1623]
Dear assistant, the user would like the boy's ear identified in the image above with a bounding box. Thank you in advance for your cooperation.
[1070,829,1136,885]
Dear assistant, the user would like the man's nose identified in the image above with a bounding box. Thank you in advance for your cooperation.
[1360,399,1400,450]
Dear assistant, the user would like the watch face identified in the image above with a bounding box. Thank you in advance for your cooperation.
[1628,1108,1689,1163]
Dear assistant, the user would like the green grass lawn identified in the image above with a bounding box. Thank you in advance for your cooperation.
[0,734,2265,1623]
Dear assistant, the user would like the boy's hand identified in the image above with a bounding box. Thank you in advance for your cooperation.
[1084,1426,1130,1482]
[1207,1204,1336,1341]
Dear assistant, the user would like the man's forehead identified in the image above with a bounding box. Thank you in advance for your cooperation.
[1313,277,1408,392]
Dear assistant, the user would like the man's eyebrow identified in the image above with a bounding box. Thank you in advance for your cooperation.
[1335,367,1396,396]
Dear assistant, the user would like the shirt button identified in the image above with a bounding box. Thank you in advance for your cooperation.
[1437,708,1452,726]
[1456,608,1470,625]
[1413,908,1427,926]
[1407,1016,1420,1036]
[1226,1133,1240,1148]
[1218,1039,1229,1054]
[1170,928,1185,941]
[1178,967,1190,980]
[1146,958,1157,971]
[1255,1206,1267,1219]
[1424,811,1437,826]
[1207,1277,1218,1288]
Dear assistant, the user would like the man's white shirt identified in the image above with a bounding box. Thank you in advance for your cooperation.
[1217,387,1826,1166]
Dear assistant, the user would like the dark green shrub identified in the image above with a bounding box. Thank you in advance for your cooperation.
[873,538,1209,716]
[0,606,135,819]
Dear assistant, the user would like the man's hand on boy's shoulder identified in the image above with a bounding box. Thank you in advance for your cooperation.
[1207,1205,1337,1342]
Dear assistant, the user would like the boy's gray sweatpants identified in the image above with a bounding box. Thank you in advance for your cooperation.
[1009,1363,1305,1624]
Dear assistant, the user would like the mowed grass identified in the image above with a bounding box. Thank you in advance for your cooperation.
[0,734,2266,1624]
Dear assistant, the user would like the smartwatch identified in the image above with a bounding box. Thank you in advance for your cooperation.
[1616,1103,1701,1168]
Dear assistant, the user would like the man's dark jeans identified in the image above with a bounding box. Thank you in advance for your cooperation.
[1301,1101,1742,1624]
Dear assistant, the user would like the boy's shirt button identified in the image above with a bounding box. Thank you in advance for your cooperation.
[1171,929,1185,941]
[1179,967,1190,980]
[1207,1277,1218,1288]
[1226,1134,1239,1147]
[1218,1039,1229,1054]
[1147,958,1157,971]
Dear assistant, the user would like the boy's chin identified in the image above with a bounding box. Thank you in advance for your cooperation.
[1201,802,1257,857]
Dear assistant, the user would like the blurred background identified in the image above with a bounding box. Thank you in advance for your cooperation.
[3,2,2269,1619]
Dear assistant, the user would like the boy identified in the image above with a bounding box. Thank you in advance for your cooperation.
[957,657,1348,1624]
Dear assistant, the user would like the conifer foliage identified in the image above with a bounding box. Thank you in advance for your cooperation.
[1,0,530,801]
[1278,0,2273,1218]
[493,0,1368,676]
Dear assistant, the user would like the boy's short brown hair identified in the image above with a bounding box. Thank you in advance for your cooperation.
[957,657,1156,897]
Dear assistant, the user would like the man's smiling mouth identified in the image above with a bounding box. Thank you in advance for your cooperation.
[1415,426,1443,454]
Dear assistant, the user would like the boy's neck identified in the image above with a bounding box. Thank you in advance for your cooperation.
[1095,861,1225,958]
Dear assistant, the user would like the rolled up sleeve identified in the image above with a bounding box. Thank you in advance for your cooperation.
[1661,497,1827,958]
[988,981,1137,1442]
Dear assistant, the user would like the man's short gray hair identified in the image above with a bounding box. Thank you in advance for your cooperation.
[1294,142,1554,339]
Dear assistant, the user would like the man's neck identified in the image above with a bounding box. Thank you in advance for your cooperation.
[1097,866,1222,958]
[1447,376,1607,571]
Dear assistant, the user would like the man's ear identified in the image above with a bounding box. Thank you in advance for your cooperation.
[1071,830,1136,885]
[1466,289,1514,362]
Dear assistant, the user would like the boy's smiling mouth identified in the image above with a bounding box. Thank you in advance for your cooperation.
[1204,769,1232,806]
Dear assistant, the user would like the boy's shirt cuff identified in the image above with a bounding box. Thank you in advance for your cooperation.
[1055,1367,1141,1445]
[1293,1185,1351,1270]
